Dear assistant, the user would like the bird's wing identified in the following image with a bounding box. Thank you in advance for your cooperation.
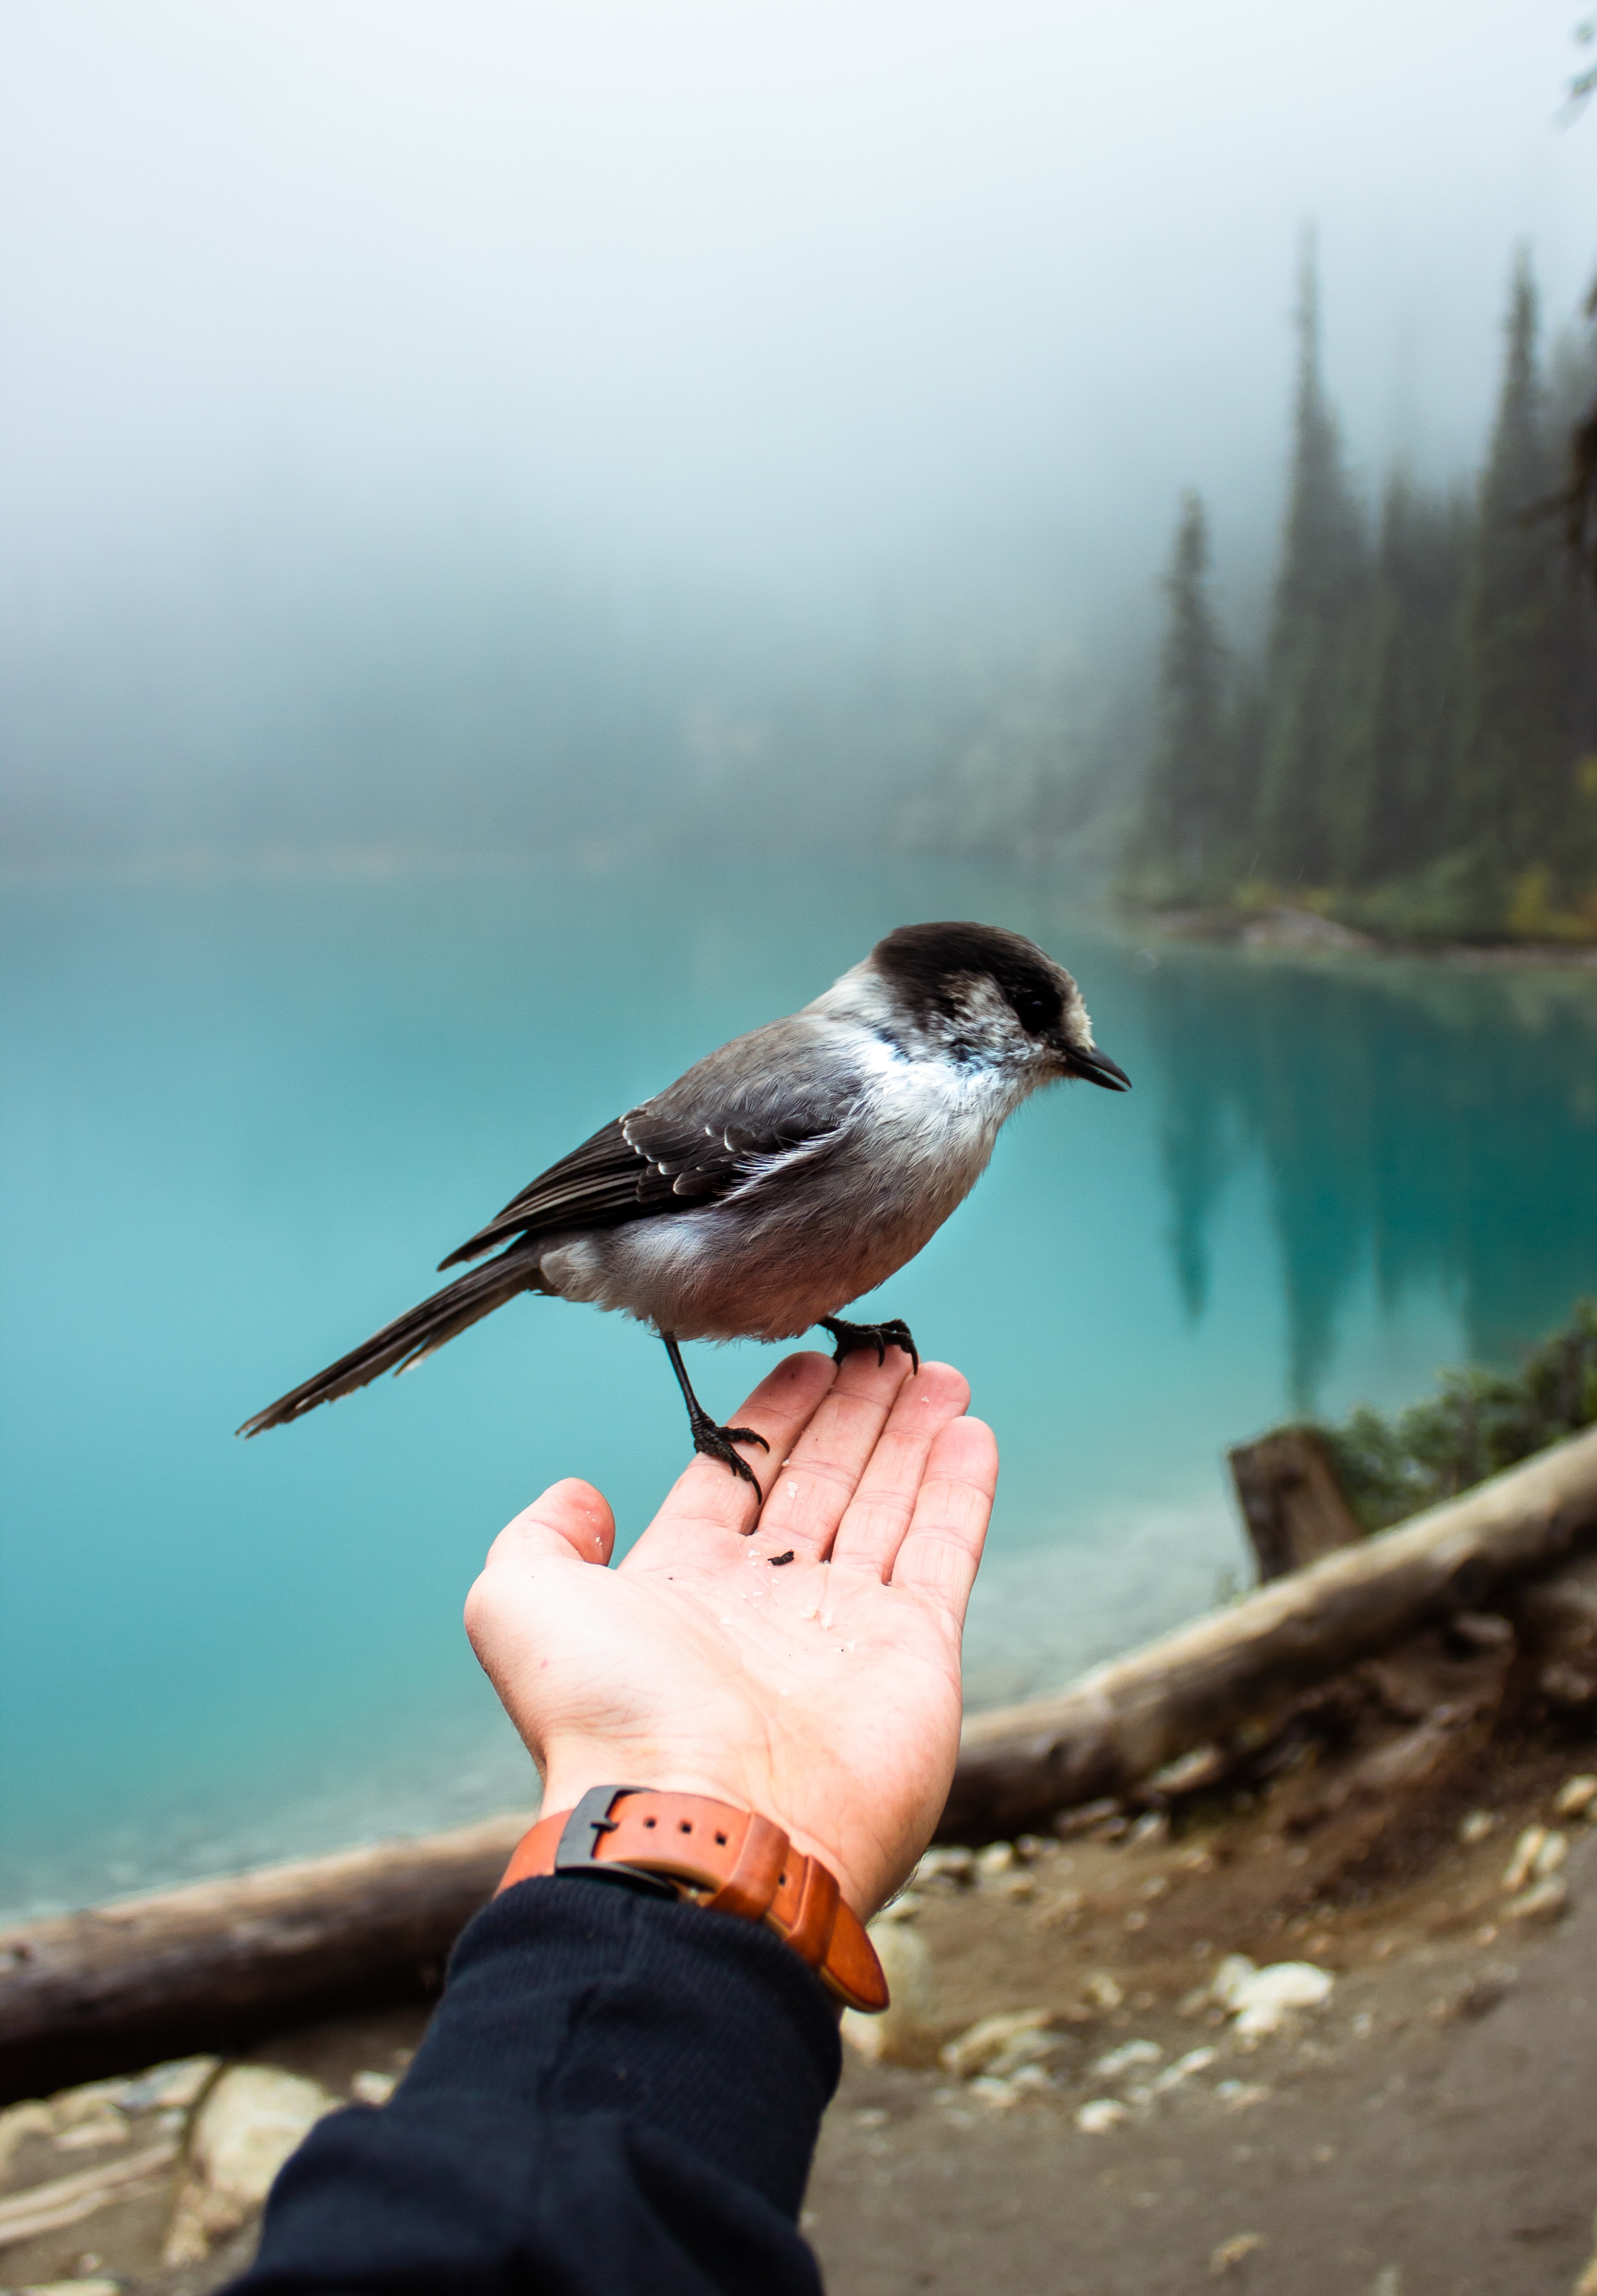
[437,1019,861,1270]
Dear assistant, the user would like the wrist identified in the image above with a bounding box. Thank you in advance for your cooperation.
[536,1756,878,1919]
[500,1784,890,2013]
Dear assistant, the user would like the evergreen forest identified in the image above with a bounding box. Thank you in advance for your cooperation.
[1128,252,1597,943]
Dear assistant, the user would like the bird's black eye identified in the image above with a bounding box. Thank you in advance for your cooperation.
[1011,988,1056,1033]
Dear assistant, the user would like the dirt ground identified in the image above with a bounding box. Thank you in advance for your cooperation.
[3,1629,1595,2296]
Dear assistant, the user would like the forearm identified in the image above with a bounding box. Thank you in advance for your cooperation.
[229,1879,840,2296]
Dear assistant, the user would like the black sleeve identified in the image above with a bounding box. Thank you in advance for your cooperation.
[228,1876,842,2296]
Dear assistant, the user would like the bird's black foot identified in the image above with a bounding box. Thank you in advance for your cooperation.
[819,1316,921,1375]
[686,1407,769,1495]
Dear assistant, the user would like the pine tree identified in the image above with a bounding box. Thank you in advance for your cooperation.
[1352,477,1469,884]
[1456,253,1590,924]
[1135,491,1231,890]
[1255,240,1368,889]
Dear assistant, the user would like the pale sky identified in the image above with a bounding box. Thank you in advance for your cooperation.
[2,1,1594,623]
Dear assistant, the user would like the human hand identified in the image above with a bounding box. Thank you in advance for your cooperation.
[464,1349,997,1919]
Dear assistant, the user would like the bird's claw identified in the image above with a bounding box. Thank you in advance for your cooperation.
[688,1415,767,1497]
[820,1316,921,1376]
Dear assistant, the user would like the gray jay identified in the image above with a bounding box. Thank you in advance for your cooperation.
[240,921,1129,1490]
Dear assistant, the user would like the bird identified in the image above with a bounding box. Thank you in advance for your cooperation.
[239,920,1130,1491]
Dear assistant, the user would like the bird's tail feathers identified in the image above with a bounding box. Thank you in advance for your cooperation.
[238,1248,545,1437]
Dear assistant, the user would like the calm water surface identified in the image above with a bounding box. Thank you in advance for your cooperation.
[3,859,1595,1915]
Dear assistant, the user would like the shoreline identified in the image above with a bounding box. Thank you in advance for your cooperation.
[1126,900,1597,970]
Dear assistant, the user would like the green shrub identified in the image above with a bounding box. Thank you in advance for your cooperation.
[1317,1298,1597,1531]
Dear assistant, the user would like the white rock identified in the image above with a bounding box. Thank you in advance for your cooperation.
[913,1846,974,1885]
[1502,1825,1548,1894]
[1092,2038,1163,2080]
[162,2065,337,2266]
[841,1918,937,2067]
[1218,1961,1334,2037]
[350,2070,398,2105]
[968,2075,1023,2107]
[1457,1810,1498,1845]
[1075,2098,1130,2134]
[1149,2045,1219,2096]
[1082,1971,1124,2011]
[974,1842,1017,1881]
[1501,1876,1569,1924]
[1216,2079,1273,2111]
[1555,1774,1597,1821]
[874,1890,924,1923]
[1208,1954,1259,2010]
[1210,2230,1267,2274]
[1531,1829,1568,1879]
[984,2027,1065,2081]
[940,2006,1052,2080]
[1005,2063,1058,2096]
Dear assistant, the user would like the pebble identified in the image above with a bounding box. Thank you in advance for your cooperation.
[349,2071,398,2106]
[940,2007,1053,2081]
[974,1842,1017,1882]
[1555,1774,1597,1821]
[1502,1826,1565,1893]
[1054,1799,1124,1840]
[162,2066,337,2266]
[1458,1810,1498,1845]
[1075,2098,1130,2134]
[1501,1876,1569,1925]
[1210,2231,1266,2275]
[1083,1972,1124,2011]
[1211,1957,1334,2037]
[913,1846,974,1886]
[842,1918,937,2067]
[1148,2046,1218,2097]
[1092,2038,1162,2080]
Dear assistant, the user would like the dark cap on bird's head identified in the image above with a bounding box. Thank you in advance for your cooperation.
[866,920,1130,1091]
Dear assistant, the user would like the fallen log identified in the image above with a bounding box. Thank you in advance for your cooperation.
[5,1425,1596,2103]
[0,1811,529,2105]
[940,1421,1597,1840]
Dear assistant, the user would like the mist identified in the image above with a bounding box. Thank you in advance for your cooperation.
[2,0,1594,864]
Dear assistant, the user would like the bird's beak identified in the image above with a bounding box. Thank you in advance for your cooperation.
[1062,1042,1131,1091]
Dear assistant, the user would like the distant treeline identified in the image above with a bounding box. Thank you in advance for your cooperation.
[1128,252,1597,943]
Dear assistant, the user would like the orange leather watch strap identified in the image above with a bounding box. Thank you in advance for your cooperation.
[496,1785,890,2014]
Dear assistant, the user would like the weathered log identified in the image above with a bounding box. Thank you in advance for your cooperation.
[1228,1425,1364,1581]
[0,1811,529,2104]
[940,1422,1597,1841]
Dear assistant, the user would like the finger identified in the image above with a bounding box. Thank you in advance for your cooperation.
[638,1350,838,1549]
[751,1346,919,1559]
[826,1361,972,1578]
[886,1416,998,1627]
[484,1477,616,1572]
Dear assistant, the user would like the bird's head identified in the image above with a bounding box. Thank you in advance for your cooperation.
[853,921,1130,1092]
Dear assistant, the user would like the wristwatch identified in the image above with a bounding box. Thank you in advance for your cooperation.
[498,1784,890,2013]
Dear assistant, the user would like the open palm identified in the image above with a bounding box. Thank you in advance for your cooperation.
[464,1347,998,1917]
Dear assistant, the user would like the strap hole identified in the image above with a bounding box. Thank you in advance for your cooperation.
[643,1817,657,1828]
[780,1872,788,1885]
[715,1831,727,1845]
[679,1820,692,1832]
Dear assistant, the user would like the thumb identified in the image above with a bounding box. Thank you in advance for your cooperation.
[486,1478,616,1571]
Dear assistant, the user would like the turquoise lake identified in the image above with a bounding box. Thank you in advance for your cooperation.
[3,858,1596,1917]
